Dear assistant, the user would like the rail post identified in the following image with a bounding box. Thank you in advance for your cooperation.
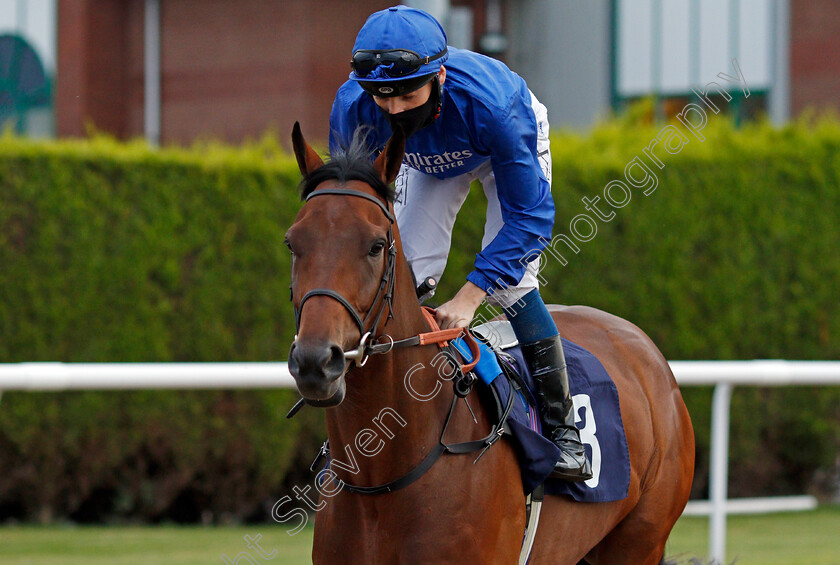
[709,382,733,564]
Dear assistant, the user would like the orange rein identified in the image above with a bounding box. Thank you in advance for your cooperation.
[416,307,481,374]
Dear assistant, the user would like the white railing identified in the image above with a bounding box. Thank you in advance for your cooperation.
[669,361,840,564]
[1,360,839,564]
[0,362,294,390]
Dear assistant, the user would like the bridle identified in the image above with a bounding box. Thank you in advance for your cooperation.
[291,187,483,373]
[288,186,516,500]
[292,188,398,368]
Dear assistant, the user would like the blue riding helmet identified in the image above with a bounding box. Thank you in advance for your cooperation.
[350,5,449,97]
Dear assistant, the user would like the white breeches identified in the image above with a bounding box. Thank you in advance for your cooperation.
[393,91,552,309]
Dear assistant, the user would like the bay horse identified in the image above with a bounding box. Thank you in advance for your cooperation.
[286,123,695,564]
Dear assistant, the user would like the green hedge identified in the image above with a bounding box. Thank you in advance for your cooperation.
[0,135,312,522]
[0,135,300,362]
[1,113,839,522]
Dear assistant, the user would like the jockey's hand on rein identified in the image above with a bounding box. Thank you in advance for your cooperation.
[435,281,487,330]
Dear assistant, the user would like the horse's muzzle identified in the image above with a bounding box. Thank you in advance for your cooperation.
[288,340,348,404]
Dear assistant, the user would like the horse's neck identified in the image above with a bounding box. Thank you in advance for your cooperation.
[324,257,470,485]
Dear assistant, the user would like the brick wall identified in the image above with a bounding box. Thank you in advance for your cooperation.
[56,0,142,138]
[57,0,390,145]
[790,0,840,115]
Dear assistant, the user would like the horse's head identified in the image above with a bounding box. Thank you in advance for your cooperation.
[286,123,405,406]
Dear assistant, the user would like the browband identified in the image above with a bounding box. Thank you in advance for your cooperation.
[306,188,394,223]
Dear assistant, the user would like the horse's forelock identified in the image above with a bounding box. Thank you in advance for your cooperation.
[299,127,395,203]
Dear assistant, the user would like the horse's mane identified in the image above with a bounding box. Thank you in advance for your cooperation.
[299,127,395,203]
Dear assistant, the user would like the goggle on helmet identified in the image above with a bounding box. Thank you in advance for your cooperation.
[349,6,448,98]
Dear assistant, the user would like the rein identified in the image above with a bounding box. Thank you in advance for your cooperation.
[355,307,480,373]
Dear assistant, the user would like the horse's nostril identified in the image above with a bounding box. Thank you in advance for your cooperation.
[288,342,300,371]
[289,341,346,381]
[326,344,347,373]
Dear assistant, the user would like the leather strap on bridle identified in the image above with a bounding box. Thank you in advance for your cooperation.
[297,288,366,336]
[292,188,397,350]
[306,188,394,222]
[358,306,480,373]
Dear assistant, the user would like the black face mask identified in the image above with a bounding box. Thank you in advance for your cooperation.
[379,78,441,138]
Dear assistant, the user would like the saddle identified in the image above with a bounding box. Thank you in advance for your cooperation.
[453,320,631,503]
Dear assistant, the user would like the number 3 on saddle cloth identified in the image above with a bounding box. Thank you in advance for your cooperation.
[452,322,631,501]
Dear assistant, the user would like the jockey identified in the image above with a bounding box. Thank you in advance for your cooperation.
[329,5,592,482]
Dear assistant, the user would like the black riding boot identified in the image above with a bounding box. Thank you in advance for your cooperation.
[521,335,593,482]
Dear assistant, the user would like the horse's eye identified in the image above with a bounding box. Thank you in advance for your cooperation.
[369,240,386,257]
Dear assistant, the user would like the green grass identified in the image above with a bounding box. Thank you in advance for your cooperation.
[0,524,313,565]
[667,506,840,565]
[1,507,839,564]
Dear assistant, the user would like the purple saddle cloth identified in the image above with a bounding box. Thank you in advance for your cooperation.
[452,335,630,502]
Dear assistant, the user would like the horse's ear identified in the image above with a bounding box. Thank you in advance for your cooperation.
[291,121,324,176]
[373,125,406,185]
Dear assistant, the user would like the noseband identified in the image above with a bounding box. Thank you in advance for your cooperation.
[292,188,397,367]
